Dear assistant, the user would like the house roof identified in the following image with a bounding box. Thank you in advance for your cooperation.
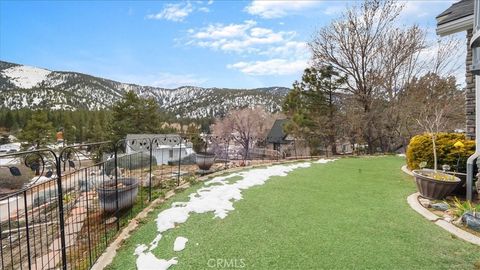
[437,0,473,25]
[266,119,291,144]
[436,0,474,36]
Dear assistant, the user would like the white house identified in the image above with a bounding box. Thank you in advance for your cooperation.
[125,134,194,165]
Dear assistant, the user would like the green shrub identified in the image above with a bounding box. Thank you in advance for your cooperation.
[406,133,474,173]
[105,152,157,175]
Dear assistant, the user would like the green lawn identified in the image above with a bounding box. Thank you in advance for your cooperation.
[107,156,480,270]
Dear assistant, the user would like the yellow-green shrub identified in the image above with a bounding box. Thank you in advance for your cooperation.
[406,133,475,172]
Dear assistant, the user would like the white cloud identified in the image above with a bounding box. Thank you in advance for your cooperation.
[147,2,193,22]
[187,20,296,53]
[207,0,214,5]
[323,5,345,16]
[198,7,210,13]
[399,1,455,19]
[245,0,320,19]
[260,41,308,58]
[186,20,310,76]
[227,59,308,76]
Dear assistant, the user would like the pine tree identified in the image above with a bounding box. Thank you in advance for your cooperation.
[283,66,345,155]
[18,110,55,148]
[109,91,162,141]
[4,111,14,130]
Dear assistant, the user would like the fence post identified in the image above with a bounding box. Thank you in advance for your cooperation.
[85,169,93,267]
[55,155,68,270]
[294,139,297,160]
[23,190,32,270]
[149,140,153,201]
[114,143,120,232]
[177,137,182,186]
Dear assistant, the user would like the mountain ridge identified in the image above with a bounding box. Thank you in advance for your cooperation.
[0,60,290,118]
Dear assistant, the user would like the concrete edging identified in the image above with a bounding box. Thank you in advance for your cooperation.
[401,165,414,176]
[91,159,309,269]
[407,192,480,246]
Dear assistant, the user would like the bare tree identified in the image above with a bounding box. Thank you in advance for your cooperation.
[211,107,280,159]
[407,73,464,171]
[309,0,425,153]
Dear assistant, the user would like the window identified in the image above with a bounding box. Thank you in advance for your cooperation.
[169,149,174,158]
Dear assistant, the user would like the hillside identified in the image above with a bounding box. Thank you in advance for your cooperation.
[0,61,289,118]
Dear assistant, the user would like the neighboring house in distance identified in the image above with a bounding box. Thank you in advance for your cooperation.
[436,0,475,138]
[125,134,193,165]
[266,119,292,152]
[266,119,354,156]
[266,119,311,157]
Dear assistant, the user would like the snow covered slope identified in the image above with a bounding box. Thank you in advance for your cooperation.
[0,61,289,118]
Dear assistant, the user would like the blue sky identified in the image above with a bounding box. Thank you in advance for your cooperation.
[0,0,460,89]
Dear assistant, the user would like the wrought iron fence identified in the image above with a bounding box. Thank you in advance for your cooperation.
[0,134,316,270]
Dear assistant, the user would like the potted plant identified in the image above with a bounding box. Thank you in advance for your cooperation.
[412,108,460,199]
[191,134,215,170]
[97,177,139,212]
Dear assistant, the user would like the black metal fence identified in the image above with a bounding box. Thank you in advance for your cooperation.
[0,134,317,270]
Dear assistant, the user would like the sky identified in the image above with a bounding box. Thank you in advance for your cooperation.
[0,0,463,89]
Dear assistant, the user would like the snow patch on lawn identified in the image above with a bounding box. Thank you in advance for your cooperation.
[149,235,162,251]
[315,158,337,164]
[135,161,323,270]
[173,237,188,251]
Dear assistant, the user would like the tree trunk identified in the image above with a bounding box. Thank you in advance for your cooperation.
[432,133,437,172]
[329,134,337,155]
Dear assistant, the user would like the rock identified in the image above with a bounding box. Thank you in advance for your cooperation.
[453,217,463,226]
[462,212,480,231]
[418,198,431,208]
[432,202,449,211]
[443,214,453,222]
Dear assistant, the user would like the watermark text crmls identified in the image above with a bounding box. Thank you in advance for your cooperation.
[207,258,246,268]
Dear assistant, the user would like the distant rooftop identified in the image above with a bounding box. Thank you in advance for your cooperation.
[266,119,290,144]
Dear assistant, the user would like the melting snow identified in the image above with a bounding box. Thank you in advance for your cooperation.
[135,161,334,270]
[1,65,51,89]
[315,158,337,164]
[173,237,188,251]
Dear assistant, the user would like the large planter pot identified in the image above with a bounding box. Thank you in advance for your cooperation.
[97,178,139,212]
[449,173,466,196]
[195,152,215,170]
[412,169,460,200]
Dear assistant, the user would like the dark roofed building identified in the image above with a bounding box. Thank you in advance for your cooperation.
[266,119,291,149]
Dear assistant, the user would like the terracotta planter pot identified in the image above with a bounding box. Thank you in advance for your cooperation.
[97,177,139,212]
[195,152,215,170]
[412,169,460,200]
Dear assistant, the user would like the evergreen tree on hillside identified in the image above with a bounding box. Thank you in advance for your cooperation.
[109,91,162,141]
[86,116,107,142]
[19,110,55,148]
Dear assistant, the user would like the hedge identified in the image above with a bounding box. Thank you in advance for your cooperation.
[406,133,475,173]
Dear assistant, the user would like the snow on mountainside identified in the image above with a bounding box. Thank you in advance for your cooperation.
[0,61,290,118]
[2,65,52,88]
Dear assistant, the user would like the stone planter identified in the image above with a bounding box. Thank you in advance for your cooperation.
[97,178,139,212]
[195,152,215,170]
[412,169,460,200]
